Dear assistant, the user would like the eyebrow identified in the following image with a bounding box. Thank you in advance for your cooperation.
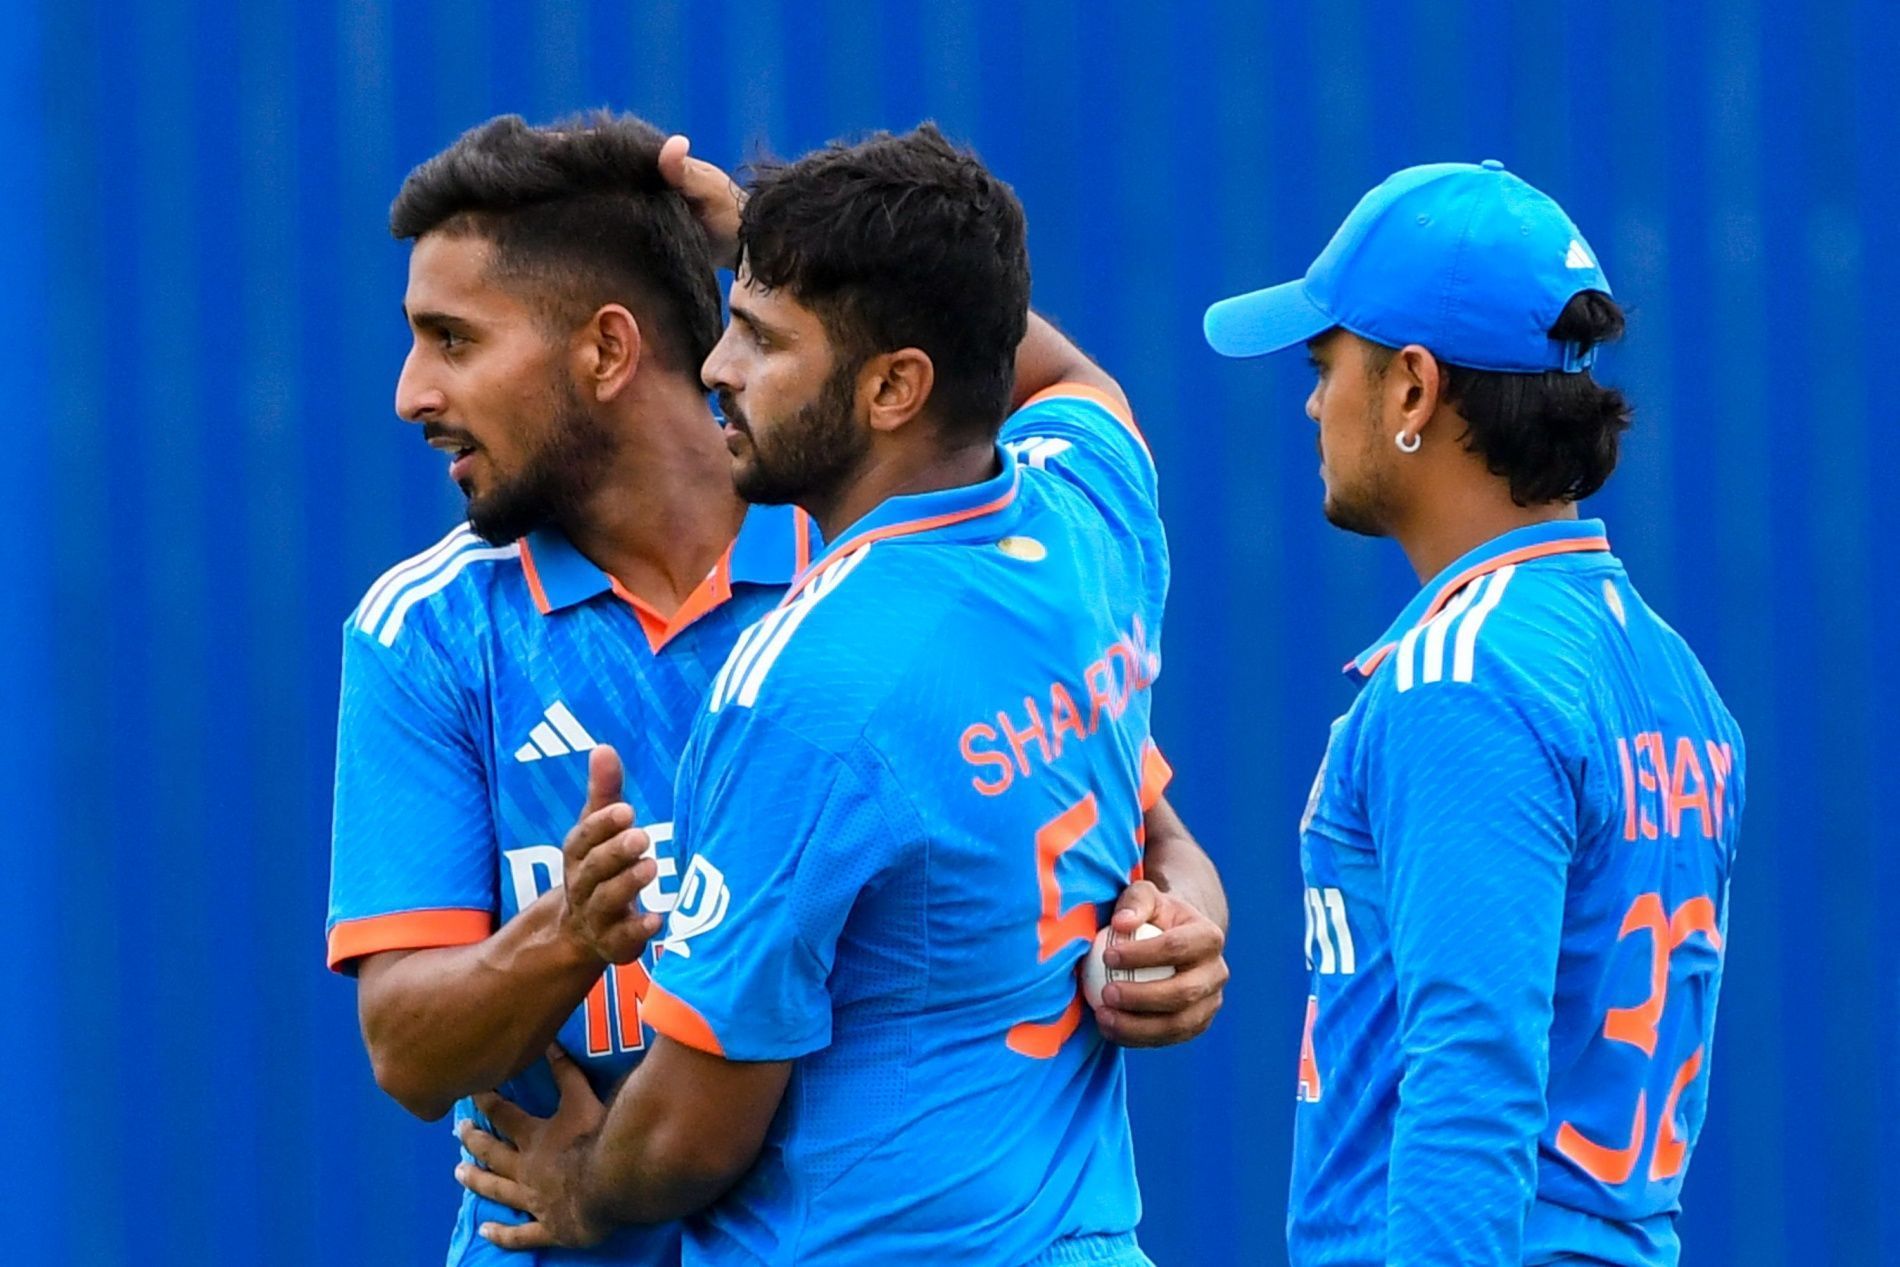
[404,307,472,331]
[727,299,789,342]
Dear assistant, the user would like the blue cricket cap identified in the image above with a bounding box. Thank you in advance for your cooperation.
[1204,160,1611,373]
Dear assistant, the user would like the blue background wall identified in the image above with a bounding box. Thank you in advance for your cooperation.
[5,1,1894,1263]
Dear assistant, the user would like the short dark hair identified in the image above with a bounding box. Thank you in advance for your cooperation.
[1372,291,1633,505]
[737,123,1030,443]
[390,111,722,375]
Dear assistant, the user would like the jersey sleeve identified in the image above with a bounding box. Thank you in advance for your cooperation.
[1001,383,1159,525]
[1359,676,1581,1265]
[326,620,497,972]
[643,713,906,1063]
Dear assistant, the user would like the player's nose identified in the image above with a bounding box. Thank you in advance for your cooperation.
[395,349,447,423]
[701,326,741,395]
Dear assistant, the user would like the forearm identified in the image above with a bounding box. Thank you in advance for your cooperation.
[570,1089,735,1227]
[358,890,602,1119]
[1142,797,1229,932]
[1012,312,1130,414]
[568,1042,780,1228]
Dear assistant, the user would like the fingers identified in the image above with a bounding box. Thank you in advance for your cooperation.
[479,1218,561,1251]
[1109,880,1162,935]
[546,1044,595,1102]
[1094,991,1223,1048]
[658,134,691,189]
[562,804,635,901]
[457,1119,519,1177]
[1103,949,1229,1011]
[1104,912,1224,972]
[582,745,625,817]
[566,828,665,963]
[472,1091,539,1145]
[456,1158,536,1213]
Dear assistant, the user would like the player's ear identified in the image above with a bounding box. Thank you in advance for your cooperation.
[862,347,935,435]
[585,304,643,403]
[1390,344,1443,436]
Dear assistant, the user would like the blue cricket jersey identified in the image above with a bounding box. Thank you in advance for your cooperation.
[640,387,1172,1266]
[1290,519,1746,1266]
[328,503,814,1267]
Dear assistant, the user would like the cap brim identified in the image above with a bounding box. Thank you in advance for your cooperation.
[1203,281,1334,359]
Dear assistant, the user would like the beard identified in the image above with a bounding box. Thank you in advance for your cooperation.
[719,363,869,508]
[1319,400,1398,538]
[463,382,617,546]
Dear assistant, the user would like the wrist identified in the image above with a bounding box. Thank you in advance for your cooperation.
[531,889,606,969]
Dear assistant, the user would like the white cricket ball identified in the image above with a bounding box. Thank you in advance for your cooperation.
[1081,922,1175,1010]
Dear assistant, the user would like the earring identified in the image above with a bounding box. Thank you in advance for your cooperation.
[1395,431,1422,453]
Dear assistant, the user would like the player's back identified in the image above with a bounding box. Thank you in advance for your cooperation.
[1513,555,1746,1261]
[647,440,1165,1266]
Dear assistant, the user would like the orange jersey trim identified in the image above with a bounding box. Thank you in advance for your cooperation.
[642,981,726,1057]
[1418,536,1611,625]
[609,548,736,655]
[517,538,555,615]
[792,507,814,573]
[325,908,492,972]
[1022,381,1147,455]
[1139,742,1174,812]
[1350,536,1611,677]
[783,479,1021,605]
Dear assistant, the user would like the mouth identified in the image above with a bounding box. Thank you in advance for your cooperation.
[425,432,481,481]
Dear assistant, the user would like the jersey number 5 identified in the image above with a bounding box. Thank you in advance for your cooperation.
[1555,891,1722,1184]
[1006,792,1144,1058]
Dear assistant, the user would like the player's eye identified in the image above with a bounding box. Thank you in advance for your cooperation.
[439,329,465,351]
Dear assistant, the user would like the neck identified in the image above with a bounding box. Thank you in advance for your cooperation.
[1391,482,1578,584]
[559,375,748,615]
[810,437,1000,544]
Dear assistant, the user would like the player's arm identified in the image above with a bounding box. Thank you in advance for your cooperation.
[1094,744,1230,1046]
[459,714,891,1247]
[354,750,658,1119]
[463,1038,790,1246]
[1366,680,1577,1265]
[329,622,639,1121]
[1010,310,1131,417]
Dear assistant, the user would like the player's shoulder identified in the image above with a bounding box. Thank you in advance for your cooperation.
[704,542,961,745]
[345,522,527,654]
[1374,560,1603,708]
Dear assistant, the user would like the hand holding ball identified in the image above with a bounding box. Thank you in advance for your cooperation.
[1081,922,1175,1010]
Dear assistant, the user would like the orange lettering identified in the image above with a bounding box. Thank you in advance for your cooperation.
[1297,995,1322,1102]
[1704,741,1733,837]
[960,722,1014,797]
[1084,661,1115,735]
[1618,738,1639,841]
[1631,732,1664,840]
[1667,737,1712,839]
[998,698,1053,780]
[1649,1047,1706,1181]
[1048,682,1087,756]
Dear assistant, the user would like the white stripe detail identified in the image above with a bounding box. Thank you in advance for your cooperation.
[356,526,477,634]
[1452,565,1516,683]
[1395,625,1422,693]
[545,700,596,750]
[514,742,543,763]
[375,544,520,646]
[529,722,569,757]
[712,546,872,713]
[1420,581,1483,686]
[734,547,872,708]
[711,607,792,712]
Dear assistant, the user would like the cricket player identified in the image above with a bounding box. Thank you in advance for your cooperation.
[328,114,1226,1267]
[1203,162,1745,1265]
[456,125,1180,1266]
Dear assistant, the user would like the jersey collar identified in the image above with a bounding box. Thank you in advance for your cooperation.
[517,506,817,650]
[784,447,1022,602]
[1346,518,1612,680]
